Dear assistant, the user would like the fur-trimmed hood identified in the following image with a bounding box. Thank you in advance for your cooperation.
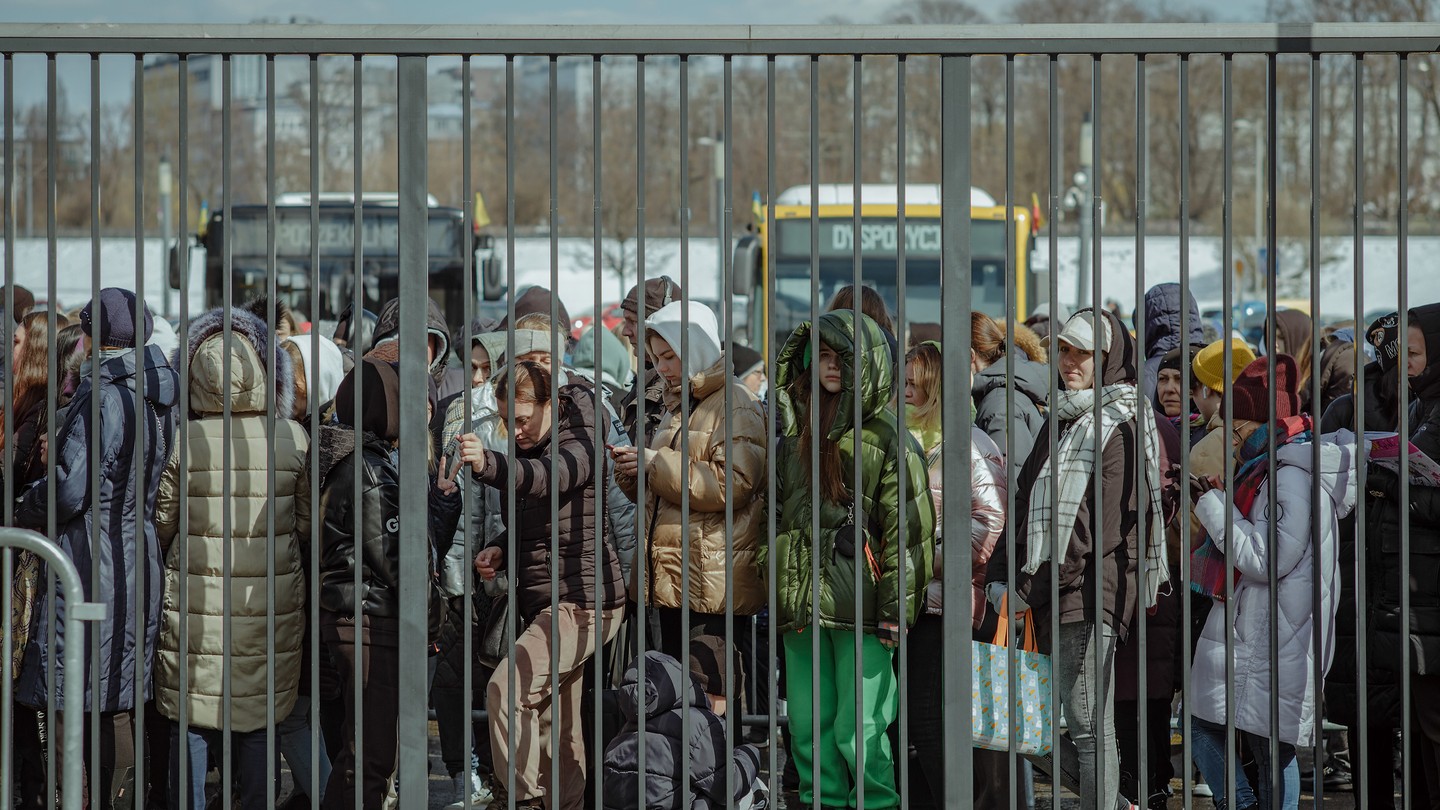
[179,307,295,418]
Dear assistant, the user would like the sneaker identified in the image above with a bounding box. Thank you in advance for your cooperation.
[445,771,493,809]
[1192,780,1213,798]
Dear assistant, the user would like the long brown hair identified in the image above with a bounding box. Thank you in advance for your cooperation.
[789,343,851,506]
[7,313,61,430]
[827,285,895,337]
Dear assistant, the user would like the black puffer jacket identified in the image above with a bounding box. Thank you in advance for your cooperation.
[315,428,449,639]
[602,652,764,810]
[1322,364,1402,729]
[476,383,627,621]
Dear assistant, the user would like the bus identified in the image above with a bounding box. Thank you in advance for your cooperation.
[169,192,505,330]
[731,184,1039,354]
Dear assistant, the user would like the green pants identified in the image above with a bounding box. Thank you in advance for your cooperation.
[783,627,900,810]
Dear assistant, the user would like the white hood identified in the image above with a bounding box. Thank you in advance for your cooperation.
[1278,440,1358,521]
[644,300,722,377]
[286,334,346,413]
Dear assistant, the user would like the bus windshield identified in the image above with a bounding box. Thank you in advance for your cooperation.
[769,217,1016,341]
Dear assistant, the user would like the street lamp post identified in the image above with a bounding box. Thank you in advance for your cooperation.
[158,153,174,318]
[1235,118,1264,303]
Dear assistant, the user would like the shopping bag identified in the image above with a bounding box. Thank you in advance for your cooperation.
[971,596,1053,756]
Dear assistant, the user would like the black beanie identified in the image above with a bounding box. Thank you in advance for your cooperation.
[80,287,153,349]
[334,358,402,441]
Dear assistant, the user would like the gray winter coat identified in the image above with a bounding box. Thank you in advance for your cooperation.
[14,345,180,712]
[971,354,1048,481]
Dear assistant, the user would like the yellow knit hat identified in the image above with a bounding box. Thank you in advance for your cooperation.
[1192,338,1256,394]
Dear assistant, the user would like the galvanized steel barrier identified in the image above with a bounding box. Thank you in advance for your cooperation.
[1,21,1436,810]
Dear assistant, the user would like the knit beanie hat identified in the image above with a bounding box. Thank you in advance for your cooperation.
[334,358,402,441]
[1159,343,1205,375]
[1231,355,1300,423]
[1366,312,1401,372]
[80,287,153,349]
[10,286,34,323]
[1192,338,1257,395]
[621,276,682,319]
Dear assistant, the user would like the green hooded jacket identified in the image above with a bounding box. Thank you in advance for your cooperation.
[764,310,936,634]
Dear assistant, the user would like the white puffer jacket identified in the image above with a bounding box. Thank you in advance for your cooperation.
[1190,440,1356,747]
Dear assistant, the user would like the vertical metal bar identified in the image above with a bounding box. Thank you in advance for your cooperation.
[45,49,61,805]
[547,53,562,810]
[940,52,975,808]
[763,51,778,806]
[1177,52,1194,810]
[264,52,279,810]
[461,52,476,810]
[849,52,865,810]
[1046,56,1062,809]
[1263,50,1282,809]
[307,52,322,807]
[395,53,431,810]
[221,51,235,810]
[633,51,650,810]
[349,53,365,810]
[176,52,192,810]
[1004,51,1019,810]
[807,52,821,810]
[130,54,148,810]
[1351,52,1371,805]
[1220,52,1238,807]
[1089,53,1106,810]
[0,51,15,810]
[504,54,518,810]
[1398,50,1414,810]
[893,52,910,810]
[89,52,103,805]
[1308,49,1326,810]
[589,52,605,810]
[679,53,694,810]
[1133,53,1150,807]
[722,52,736,810]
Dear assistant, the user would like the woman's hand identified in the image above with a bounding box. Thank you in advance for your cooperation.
[877,620,901,650]
[455,433,489,477]
[474,547,503,581]
[610,444,643,478]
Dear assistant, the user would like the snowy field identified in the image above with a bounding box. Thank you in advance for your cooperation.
[1,233,1426,325]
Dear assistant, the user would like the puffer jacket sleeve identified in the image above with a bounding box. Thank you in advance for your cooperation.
[156,442,182,550]
[1194,465,1312,582]
[877,432,937,624]
[969,441,1006,578]
[477,388,598,500]
[646,396,766,514]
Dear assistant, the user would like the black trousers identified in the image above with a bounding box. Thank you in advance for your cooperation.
[1115,698,1175,803]
[321,618,400,810]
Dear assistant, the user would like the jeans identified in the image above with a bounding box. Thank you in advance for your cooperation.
[1028,621,1121,810]
[1190,718,1298,810]
[277,695,332,801]
[169,723,278,810]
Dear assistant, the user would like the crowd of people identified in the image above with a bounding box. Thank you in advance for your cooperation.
[1,275,1435,810]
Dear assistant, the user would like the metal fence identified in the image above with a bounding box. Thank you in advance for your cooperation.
[2,22,1438,810]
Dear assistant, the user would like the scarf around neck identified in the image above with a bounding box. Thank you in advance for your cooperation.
[1023,382,1170,609]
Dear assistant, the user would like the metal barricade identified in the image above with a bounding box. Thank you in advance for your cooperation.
[1,22,1436,810]
[0,527,107,810]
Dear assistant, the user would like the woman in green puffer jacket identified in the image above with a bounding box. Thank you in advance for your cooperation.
[767,309,935,810]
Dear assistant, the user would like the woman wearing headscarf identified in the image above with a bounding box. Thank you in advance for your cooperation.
[611,301,767,671]
[985,308,1170,809]
[1187,356,1354,810]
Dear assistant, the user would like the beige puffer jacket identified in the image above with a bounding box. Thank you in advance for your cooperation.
[617,359,768,615]
[154,309,310,732]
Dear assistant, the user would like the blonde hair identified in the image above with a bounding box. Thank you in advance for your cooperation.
[905,343,943,438]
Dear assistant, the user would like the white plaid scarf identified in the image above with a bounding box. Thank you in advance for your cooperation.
[1023,383,1170,610]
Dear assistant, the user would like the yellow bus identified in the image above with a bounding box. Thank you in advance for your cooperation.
[732,184,1038,354]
